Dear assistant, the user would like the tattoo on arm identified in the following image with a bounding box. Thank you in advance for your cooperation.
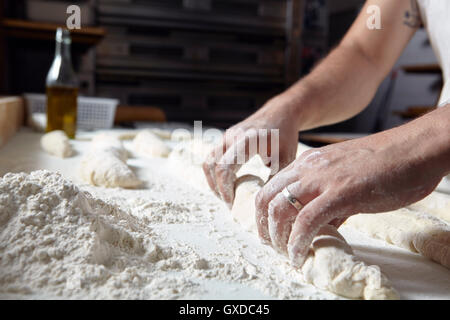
[404,0,422,28]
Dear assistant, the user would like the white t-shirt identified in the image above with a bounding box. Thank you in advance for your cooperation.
[416,0,450,106]
[417,1,450,193]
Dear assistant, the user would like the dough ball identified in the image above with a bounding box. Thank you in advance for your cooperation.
[41,130,73,158]
[151,128,172,140]
[132,129,171,158]
[90,133,128,161]
[80,133,140,188]
[79,151,141,188]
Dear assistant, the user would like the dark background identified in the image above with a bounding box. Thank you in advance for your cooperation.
[0,0,441,133]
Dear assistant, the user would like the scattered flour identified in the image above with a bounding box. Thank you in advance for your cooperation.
[0,170,331,299]
[2,130,448,300]
[0,170,154,298]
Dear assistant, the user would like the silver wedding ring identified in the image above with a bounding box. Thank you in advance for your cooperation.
[282,187,304,211]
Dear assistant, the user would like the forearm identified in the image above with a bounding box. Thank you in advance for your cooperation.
[264,0,419,132]
[276,43,385,131]
[397,105,450,177]
[366,105,450,179]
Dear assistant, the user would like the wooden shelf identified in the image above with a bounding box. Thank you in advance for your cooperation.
[401,63,441,74]
[1,19,105,45]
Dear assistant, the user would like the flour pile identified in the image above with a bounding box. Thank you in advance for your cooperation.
[0,170,328,299]
[0,170,195,299]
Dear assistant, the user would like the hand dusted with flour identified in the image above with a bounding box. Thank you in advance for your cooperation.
[231,175,398,300]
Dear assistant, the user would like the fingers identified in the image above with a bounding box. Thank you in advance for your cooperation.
[203,127,296,212]
[266,179,320,255]
[214,135,253,205]
[255,168,298,244]
[203,130,260,205]
[287,193,338,268]
[267,192,298,255]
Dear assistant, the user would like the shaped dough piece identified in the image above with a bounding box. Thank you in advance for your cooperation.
[80,134,141,188]
[133,130,171,158]
[408,191,450,224]
[90,133,128,161]
[232,175,263,232]
[115,128,173,141]
[151,128,173,140]
[232,175,398,300]
[302,225,398,300]
[40,130,73,158]
[344,209,450,269]
[80,151,141,188]
[168,139,215,191]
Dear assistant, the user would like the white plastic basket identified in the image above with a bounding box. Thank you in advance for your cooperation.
[24,93,119,130]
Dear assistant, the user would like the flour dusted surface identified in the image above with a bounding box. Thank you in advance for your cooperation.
[0,170,154,298]
[1,130,449,300]
[0,170,334,299]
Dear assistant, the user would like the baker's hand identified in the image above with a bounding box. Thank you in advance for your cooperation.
[202,96,300,207]
[255,128,445,267]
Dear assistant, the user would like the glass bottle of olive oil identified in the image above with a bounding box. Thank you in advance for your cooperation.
[46,28,78,138]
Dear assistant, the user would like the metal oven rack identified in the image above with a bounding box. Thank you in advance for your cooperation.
[95,0,305,127]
